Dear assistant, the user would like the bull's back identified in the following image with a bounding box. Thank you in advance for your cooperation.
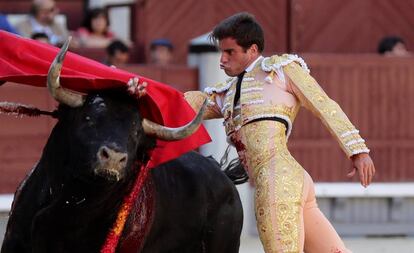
[152,151,237,209]
[142,151,242,252]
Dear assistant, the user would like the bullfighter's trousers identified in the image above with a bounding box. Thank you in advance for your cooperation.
[233,121,352,253]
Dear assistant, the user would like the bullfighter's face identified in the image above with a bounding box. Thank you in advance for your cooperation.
[218,37,258,77]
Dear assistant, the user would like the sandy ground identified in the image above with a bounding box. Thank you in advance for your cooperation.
[239,234,414,253]
[1,214,7,246]
[1,214,414,252]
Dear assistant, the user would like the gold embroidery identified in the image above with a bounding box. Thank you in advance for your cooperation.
[204,79,235,95]
[224,90,236,104]
[283,62,369,157]
[224,103,300,136]
[244,59,263,78]
[241,93,263,102]
[341,133,363,144]
[262,55,291,69]
[239,121,304,252]
[222,60,268,134]
[183,91,222,120]
[219,55,368,253]
[242,104,299,123]
[221,62,298,136]
[241,80,263,89]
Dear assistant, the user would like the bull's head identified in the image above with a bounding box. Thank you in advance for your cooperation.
[47,38,206,182]
[52,89,152,182]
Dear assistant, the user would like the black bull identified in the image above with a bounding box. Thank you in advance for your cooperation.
[0,89,244,253]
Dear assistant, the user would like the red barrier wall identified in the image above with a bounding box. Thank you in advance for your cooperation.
[0,56,413,193]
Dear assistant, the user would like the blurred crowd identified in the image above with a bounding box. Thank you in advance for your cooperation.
[0,0,410,69]
[0,0,175,67]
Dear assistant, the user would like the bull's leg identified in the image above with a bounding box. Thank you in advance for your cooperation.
[1,168,43,253]
[141,239,203,253]
[31,206,62,253]
[1,206,33,253]
[203,196,243,253]
[1,214,31,253]
[1,233,29,253]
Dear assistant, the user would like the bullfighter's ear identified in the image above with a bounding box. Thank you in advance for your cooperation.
[0,102,56,117]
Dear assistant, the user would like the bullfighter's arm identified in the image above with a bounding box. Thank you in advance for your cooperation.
[284,61,375,187]
[283,61,369,158]
[128,76,223,120]
[184,91,223,120]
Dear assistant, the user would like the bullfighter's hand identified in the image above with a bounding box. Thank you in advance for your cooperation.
[127,77,147,98]
[347,153,376,188]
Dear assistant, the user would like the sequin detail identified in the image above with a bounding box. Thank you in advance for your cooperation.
[242,104,299,138]
[204,78,236,94]
[283,62,369,157]
[184,91,222,120]
[237,121,304,252]
[261,54,310,73]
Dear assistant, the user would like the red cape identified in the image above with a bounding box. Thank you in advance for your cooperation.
[0,31,210,168]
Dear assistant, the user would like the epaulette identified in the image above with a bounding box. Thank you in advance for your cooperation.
[261,54,310,73]
[204,77,236,95]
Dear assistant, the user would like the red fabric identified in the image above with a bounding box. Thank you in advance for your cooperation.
[0,31,210,168]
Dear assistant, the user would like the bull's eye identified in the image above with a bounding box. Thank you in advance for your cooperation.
[85,116,95,127]
[91,96,104,105]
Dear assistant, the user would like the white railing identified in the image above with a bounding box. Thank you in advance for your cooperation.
[0,194,13,213]
[1,183,414,213]
[315,182,414,198]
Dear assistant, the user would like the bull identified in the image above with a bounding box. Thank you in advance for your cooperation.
[0,41,244,253]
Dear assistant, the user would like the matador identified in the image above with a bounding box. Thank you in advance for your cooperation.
[184,12,375,253]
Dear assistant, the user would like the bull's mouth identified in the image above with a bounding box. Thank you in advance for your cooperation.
[94,168,121,182]
[94,146,128,182]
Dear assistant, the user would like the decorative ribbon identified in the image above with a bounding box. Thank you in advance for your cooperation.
[100,160,151,253]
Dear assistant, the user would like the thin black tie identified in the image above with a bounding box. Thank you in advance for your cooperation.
[233,70,246,108]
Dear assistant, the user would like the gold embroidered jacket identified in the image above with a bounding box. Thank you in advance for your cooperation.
[184,54,369,157]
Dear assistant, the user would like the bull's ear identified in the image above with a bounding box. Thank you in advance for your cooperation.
[0,102,55,117]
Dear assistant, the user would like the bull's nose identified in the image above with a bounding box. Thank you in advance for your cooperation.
[97,146,128,168]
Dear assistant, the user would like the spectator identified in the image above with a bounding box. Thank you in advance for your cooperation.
[0,13,19,34]
[104,40,130,67]
[31,32,50,44]
[149,38,174,66]
[378,36,410,56]
[76,8,114,48]
[16,0,68,46]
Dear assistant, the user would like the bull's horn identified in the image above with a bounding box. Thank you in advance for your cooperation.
[47,37,85,107]
[142,98,207,141]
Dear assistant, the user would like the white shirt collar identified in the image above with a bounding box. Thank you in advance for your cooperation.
[245,55,263,73]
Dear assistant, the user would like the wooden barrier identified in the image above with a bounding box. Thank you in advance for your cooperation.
[0,55,413,193]
[0,65,198,193]
[289,54,414,182]
[121,64,199,92]
[0,84,56,193]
